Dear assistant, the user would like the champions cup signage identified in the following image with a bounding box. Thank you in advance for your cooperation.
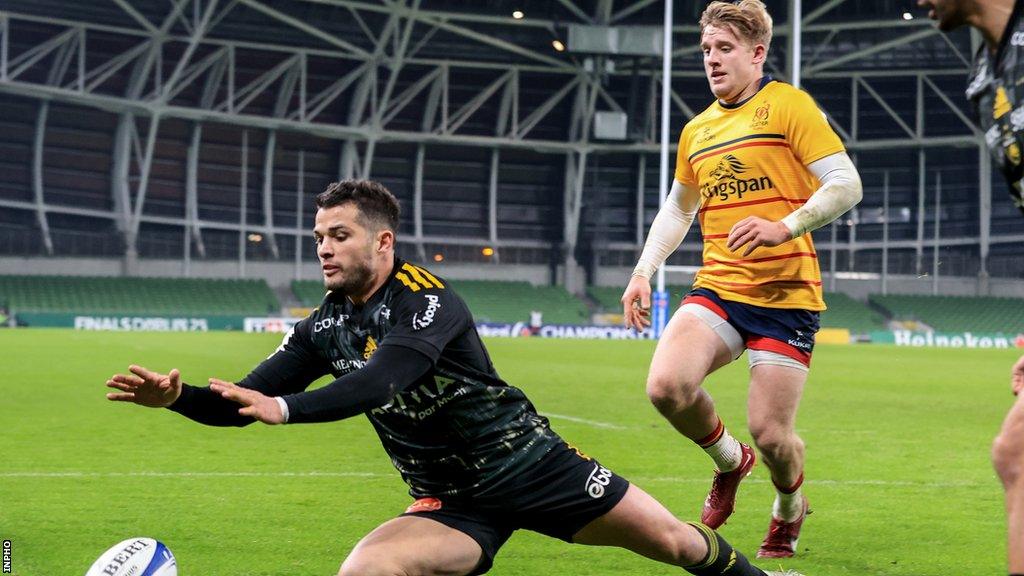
[475,323,656,340]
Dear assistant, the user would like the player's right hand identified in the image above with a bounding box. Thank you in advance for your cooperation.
[621,275,652,332]
[1012,354,1024,397]
[106,365,182,408]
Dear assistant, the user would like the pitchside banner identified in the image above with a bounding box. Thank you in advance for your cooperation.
[870,330,1024,349]
[16,312,247,331]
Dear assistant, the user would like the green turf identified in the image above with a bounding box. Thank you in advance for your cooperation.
[0,330,1013,575]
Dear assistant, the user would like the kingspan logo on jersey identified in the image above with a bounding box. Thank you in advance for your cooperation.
[412,294,441,330]
[700,154,774,202]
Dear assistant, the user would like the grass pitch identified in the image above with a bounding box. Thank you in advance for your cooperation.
[0,329,1014,575]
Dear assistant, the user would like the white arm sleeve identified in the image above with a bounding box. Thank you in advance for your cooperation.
[781,152,863,238]
[632,180,701,279]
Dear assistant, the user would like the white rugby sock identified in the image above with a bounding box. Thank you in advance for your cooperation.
[772,477,805,522]
[702,430,742,472]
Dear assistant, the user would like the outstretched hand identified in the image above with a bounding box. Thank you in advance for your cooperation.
[621,275,652,332]
[208,378,284,425]
[106,365,182,408]
[1012,354,1024,396]
[727,216,792,256]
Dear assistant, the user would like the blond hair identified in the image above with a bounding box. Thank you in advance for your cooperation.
[699,0,773,50]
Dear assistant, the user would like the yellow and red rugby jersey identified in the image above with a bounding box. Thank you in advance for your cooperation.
[675,81,845,311]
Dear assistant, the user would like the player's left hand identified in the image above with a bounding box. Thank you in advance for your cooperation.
[1012,354,1024,396]
[727,216,792,256]
[208,378,284,425]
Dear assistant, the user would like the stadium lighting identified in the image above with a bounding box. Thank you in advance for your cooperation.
[247,233,263,243]
[551,39,566,52]
[482,247,495,257]
[902,11,913,20]
[512,10,525,19]
[433,253,444,262]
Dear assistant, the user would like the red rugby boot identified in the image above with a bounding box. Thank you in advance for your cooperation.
[700,442,756,529]
[757,495,810,559]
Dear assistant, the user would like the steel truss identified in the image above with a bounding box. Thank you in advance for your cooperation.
[0,0,1004,283]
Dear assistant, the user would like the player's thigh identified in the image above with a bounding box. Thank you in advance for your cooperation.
[747,362,808,435]
[340,516,483,576]
[571,484,704,565]
[994,393,1024,468]
[649,306,736,388]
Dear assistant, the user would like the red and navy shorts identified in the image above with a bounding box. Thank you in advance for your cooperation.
[683,287,820,367]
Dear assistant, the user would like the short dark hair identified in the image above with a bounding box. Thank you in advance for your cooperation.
[315,179,400,232]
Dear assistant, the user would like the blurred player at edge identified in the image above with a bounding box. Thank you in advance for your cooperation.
[106,179,802,576]
[918,0,1024,573]
[621,0,863,559]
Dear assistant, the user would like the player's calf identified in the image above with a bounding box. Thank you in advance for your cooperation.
[683,522,776,576]
[993,399,1024,489]
[993,432,1023,489]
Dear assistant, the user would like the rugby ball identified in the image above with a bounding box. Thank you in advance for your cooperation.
[85,537,176,576]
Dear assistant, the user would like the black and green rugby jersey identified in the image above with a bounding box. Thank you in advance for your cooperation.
[967,0,1024,213]
[263,257,561,497]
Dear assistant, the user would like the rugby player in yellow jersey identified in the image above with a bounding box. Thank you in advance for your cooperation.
[621,0,863,559]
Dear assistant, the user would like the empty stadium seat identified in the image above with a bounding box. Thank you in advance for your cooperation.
[820,292,888,333]
[870,294,1024,334]
[293,278,590,324]
[0,276,279,315]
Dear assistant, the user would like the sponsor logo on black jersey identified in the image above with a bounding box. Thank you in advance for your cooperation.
[700,154,774,202]
[363,336,378,360]
[313,315,348,332]
[412,294,442,330]
[332,357,367,372]
[585,463,613,498]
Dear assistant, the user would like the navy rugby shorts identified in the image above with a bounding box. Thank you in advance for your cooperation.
[683,287,820,366]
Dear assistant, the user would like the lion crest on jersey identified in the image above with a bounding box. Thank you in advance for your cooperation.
[708,154,747,182]
[700,154,774,201]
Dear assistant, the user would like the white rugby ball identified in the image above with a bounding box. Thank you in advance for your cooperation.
[85,537,176,576]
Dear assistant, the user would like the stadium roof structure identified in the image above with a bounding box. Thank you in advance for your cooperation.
[0,0,1014,288]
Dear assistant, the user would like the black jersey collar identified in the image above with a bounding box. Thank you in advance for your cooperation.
[718,75,775,110]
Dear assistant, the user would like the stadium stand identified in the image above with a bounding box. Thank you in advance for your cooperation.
[292,280,327,307]
[0,276,279,315]
[293,279,589,324]
[452,280,589,325]
[589,287,886,334]
[820,292,888,334]
[587,285,692,313]
[870,294,1024,334]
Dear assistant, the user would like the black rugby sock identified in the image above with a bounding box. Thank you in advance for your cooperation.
[683,522,767,576]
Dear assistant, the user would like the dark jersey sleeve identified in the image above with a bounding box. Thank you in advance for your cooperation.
[168,317,329,426]
[281,345,432,424]
[380,285,471,362]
